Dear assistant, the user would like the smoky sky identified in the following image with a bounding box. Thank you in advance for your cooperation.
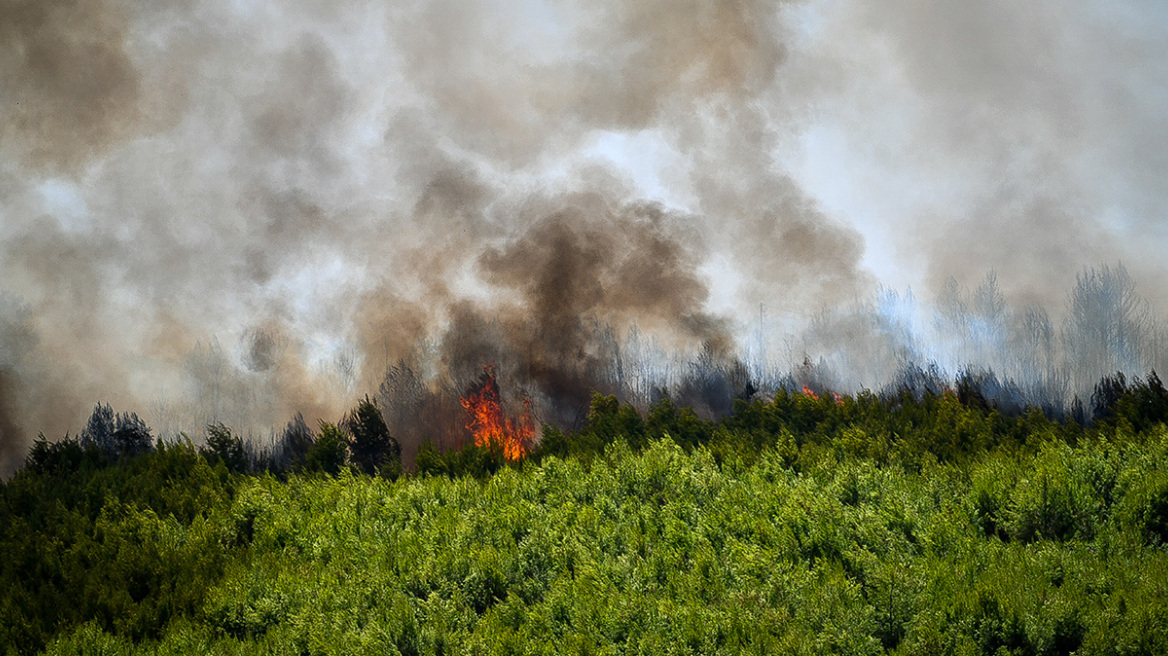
[783,0,1168,306]
[1,0,1166,472]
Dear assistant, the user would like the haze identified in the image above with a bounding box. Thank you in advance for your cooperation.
[1,0,1165,473]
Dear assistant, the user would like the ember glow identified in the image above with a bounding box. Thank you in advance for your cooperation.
[460,365,535,461]
[799,386,844,405]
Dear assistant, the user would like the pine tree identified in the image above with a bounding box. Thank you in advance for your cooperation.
[343,396,401,477]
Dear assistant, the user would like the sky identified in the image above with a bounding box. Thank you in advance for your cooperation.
[1,0,1167,467]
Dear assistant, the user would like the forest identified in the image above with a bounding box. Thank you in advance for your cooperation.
[4,369,1168,655]
[2,0,1164,651]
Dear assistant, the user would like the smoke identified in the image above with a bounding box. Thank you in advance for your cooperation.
[784,0,1168,307]
[1,0,147,173]
[1,0,1166,474]
[475,200,733,417]
[0,296,32,469]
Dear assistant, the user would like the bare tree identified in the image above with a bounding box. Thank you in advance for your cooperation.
[970,271,1008,372]
[1063,264,1152,397]
[1010,305,1067,410]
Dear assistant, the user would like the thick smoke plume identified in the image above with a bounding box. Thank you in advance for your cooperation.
[1,0,1166,474]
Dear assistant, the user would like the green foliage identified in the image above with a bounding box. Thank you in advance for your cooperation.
[79,403,154,461]
[1001,442,1103,543]
[0,440,238,654]
[10,379,1168,654]
[1132,472,1168,547]
[1093,371,1168,435]
[645,395,708,449]
[201,424,249,474]
[276,412,315,473]
[415,439,508,479]
[305,421,349,476]
[75,439,1168,651]
[584,393,647,449]
[23,434,93,477]
[531,394,649,463]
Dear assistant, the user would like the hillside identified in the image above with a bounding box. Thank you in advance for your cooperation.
[4,385,1168,655]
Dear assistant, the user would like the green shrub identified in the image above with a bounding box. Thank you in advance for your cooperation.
[1003,443,1101,542]
[201,424,248,474]
[305,422,349,476]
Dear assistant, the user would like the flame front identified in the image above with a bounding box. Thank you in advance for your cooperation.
[460,365,534,460]
[801,385,845,405]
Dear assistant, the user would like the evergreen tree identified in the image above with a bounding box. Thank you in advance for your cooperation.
[80,402,116,454]
[277,412,315,472]
[79,403,152,459]
[202,423,248,473]
[343,396,400,477]
[112,412,153,458]
[306,421,349,476]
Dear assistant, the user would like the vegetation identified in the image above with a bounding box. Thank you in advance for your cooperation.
[5,376,1168,654]
[344,395,403,479]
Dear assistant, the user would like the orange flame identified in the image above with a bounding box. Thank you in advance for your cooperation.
[801,386,844,405]
[460,365,534,461]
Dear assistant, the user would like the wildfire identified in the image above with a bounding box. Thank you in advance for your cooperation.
[460,365,534,461]
[800,385,846,405]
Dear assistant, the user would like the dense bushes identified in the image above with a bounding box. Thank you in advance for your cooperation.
[0,439,237,652]
[523,385,1074,474]
[8,435,1168,655]
[5,377,1168,654]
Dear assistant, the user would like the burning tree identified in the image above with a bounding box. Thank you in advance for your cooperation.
[460,365,534,461]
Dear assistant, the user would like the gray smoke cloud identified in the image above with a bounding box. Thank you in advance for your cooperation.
[1,0,1166,473]
[783,0,1168,307]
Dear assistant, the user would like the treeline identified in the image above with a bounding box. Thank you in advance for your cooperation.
[25,366,1168,487]
[4,372,1168,654]
[419,370,1168,479]
[133,264,1164,459]
[24,395,403,482]
[799,265,1167,409]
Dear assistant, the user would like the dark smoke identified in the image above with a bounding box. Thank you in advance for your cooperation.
[370,200,741,458]
[0,0,148,173]
[0,368,24,472]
